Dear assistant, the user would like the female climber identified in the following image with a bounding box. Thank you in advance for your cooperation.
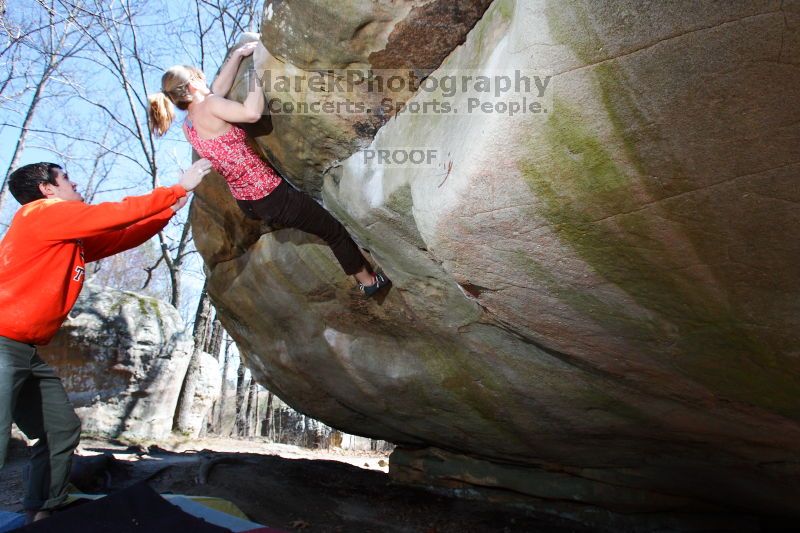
[147,40,390,297]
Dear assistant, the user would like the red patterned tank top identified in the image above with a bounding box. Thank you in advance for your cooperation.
[185,122,282,201]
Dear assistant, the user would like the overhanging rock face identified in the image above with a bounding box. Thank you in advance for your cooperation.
[192,0,800,524]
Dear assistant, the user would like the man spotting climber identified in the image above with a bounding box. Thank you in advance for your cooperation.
[0,158,211,523]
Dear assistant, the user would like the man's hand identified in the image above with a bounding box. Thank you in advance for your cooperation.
[179,158,212,192]
[171,195,188,212]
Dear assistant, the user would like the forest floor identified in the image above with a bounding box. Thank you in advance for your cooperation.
[0,435,591,533]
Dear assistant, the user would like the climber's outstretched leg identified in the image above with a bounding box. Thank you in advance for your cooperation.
[237,180,392,297]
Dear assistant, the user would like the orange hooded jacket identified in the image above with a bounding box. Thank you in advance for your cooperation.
[0,184,186,345]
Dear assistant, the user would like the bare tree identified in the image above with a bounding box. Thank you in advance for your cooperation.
[0,0,96,214]
[58,0,191,305]
[207,319,223,358]
[2,0,271,442]
[53,0,264,307]
[174,279,212,432]
[209,331,233,433]
[174,0,263,72]
[204,319,224,430]
[261,391,274,438]
[232,359,248,437]
[0,37,26,102]
[244,380,258,436]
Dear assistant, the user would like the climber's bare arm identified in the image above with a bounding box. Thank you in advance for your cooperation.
[211,41,257,97]
[206,87,264,124]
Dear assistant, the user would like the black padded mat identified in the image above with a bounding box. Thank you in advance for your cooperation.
[16,482,232,533]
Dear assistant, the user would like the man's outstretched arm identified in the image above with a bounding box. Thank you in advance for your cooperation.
[33,160,210,242]
[82,202,183,263]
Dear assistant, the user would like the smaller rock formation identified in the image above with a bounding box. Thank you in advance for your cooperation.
[39,284,193,440]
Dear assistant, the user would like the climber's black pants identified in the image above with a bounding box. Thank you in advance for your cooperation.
[237,179,370,276]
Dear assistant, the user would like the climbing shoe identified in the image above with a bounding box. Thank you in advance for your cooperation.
[359,271,392,298]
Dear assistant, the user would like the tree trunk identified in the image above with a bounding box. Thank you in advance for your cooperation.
[232,361,247,437]
[244,380,258,436]
[262,391,273,438]
[214,335,232,434]
[168,251,181,308]
[208,319,223,356]
[173,281,212,433]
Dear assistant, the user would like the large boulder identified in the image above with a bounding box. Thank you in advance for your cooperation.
[39,284,193,440]
[193,0,800,526]
[192,0,492,266]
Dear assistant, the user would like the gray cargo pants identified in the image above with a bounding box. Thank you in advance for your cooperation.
[0,336,81,511]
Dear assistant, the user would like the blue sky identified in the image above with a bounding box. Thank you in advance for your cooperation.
[0,0,261,321]
[0,0,254,194]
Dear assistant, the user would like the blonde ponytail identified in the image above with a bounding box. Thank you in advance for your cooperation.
[148,65,207,136]
[148,92,175,137]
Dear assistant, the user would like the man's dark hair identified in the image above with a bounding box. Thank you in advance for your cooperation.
[7,162,62,205]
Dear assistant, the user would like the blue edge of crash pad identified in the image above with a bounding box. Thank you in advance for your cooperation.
[0,511,25,533]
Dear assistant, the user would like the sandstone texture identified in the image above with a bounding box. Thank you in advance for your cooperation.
[193,0,800,524]
[39,284,192,440]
